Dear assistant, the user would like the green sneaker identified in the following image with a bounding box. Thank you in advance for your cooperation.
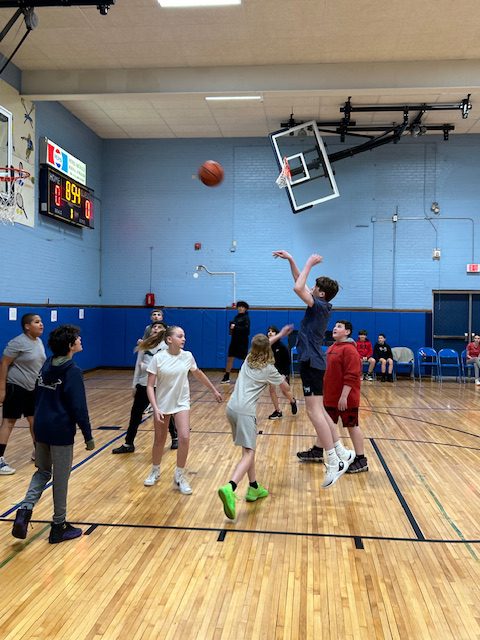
[245,484,269,502]
[218,484,236,519]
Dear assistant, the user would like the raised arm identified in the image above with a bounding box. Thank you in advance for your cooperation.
[272,250,302,283]
[268,324,294,346]
[293,254,323,307]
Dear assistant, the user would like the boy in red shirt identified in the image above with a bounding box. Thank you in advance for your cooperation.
[466,334,480,385]
[356,329,373,380]
[324,320,368,473]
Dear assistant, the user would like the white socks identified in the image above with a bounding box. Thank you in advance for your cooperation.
[326,448,340,466]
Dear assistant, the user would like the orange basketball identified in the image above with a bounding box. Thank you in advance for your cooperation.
[198,160,224,187]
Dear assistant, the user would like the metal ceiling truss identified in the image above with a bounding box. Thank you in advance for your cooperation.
[0,1,115,74]
[281,95,472,164]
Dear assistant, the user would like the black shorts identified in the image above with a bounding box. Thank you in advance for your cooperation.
[228,342,248,360]
[325,406,359,428]
[2,383,35,419]
[299,361,324,396]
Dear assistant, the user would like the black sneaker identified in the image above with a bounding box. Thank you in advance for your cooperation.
[364,374,374,381]
[112,443,135,454]
[290,399,298,415]
[220,374,230,384]
[387,374,394,382]
[12,507,32,539]
[380,375,386,382]
[49,522,83,544]
[346,456,368,474]
[171,437,178,450]
[297,446,324,462]
[268,410,283,420]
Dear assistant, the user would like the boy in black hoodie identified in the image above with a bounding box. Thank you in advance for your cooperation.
[12,325,95,544]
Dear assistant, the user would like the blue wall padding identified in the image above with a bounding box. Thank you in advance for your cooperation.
[0,305,431,372]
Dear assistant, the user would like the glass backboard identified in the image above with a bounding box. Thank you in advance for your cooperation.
[270,120,339,213]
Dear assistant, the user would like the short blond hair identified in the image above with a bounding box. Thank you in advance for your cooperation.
[246,334,274,369]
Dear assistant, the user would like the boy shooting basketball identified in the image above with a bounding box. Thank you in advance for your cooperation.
[273,250,353,487]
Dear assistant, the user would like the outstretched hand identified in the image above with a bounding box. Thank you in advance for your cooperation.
[279,324,294,337]
[272,250,292,261]
[306,253,323,267]
[213,388,223,403]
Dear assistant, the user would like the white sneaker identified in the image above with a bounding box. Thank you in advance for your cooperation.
[174,471,192,495]
[337,448,355,465]
[321,459,348,488]
[144,468,160,486]
[0,456,16,475]
[475,379,480,386]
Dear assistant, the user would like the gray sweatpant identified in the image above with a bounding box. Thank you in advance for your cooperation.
[20,442,74,524]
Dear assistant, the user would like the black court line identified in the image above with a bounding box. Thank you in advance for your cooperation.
[217,530,227,542]
[354,536,364,550]
[1,517,478,547]
[369,409,480,440]
[370,438,425,541]
[83,524,98,536]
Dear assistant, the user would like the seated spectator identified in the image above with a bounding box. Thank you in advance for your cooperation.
[365,334,394,382]
[466,334,480,385]
[356,329,373,380]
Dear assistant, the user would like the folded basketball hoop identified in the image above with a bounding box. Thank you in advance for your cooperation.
[275,157,291,189]
[0,166,30,224]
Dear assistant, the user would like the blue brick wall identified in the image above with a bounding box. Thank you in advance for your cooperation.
[1,97,480,311]
[101,135,480,310]
[0,101,104,305]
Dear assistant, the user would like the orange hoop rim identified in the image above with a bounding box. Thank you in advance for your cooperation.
[0,167,30,182]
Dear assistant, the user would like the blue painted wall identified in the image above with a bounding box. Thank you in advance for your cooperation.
[100,135,480,309]
[0,101,104,305]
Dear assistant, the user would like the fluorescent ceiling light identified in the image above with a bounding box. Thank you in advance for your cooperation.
[159,1,241,7]
[205,96,263,101]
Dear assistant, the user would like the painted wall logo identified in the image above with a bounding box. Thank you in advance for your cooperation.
[45,139,87,184]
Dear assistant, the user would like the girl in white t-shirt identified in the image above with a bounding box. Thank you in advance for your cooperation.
[145,325,223,493]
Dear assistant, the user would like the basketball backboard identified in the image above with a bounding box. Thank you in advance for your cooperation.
[270,120,339,213]
[0,105,13,198]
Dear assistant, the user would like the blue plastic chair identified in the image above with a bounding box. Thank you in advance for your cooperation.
[461,349,476,383]
[416,347,439,381]
[392,347,414,379]
[438,348,462,382]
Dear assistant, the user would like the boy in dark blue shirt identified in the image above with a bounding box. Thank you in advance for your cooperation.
[273,251,353,488]
[12,324,95,544]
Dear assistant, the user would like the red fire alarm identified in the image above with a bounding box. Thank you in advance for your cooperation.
[194,243,201,250]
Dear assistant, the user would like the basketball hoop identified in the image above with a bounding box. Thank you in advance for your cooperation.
[275,157,291,189]
[0,167,30,224]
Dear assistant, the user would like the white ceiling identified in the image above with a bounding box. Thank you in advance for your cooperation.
[1,0,480,138]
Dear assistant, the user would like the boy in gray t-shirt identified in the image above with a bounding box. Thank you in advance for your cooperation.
[0,313,46,475]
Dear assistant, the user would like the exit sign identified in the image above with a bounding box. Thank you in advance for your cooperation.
[466,264,480,273]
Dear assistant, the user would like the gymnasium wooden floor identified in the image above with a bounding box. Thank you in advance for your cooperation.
[1,370,479,640]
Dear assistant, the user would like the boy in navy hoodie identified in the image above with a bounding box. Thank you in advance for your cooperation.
[12,325,95,544]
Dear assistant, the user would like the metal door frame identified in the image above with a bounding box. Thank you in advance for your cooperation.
[432,290,474,346]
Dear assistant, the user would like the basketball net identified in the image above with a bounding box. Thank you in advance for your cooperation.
[0,167,29,225]
[275,157,291,189]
